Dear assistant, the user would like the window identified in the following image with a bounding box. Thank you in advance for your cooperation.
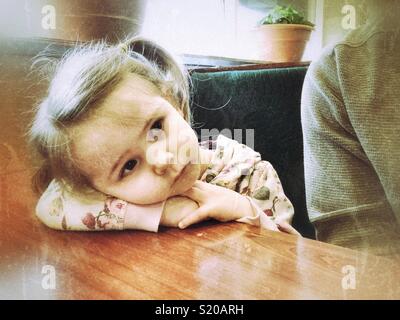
[141,0,319,61]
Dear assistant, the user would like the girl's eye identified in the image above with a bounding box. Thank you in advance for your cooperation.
[151,118,163,130]
[148,118,164,142]
[121,159,138,178]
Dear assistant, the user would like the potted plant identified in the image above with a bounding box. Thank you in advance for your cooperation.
[254,5,314,62]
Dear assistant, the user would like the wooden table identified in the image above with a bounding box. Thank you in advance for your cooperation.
[1,162,399,300]
[1,196,400,300]
[1,41,399,300]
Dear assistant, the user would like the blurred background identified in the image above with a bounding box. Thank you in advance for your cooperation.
[0,1,397,300]
[0,0,381,222]
[0,0,370,62]
[0,0,376,194]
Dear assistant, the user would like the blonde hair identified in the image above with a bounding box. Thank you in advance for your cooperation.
[28,36,192,197]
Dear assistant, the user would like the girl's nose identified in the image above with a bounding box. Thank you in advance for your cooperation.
[152,151,174,176]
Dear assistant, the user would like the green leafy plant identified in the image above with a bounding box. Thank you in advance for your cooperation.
[259,5,315,27]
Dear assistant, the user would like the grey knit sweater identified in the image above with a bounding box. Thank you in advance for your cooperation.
[301,20,400,258]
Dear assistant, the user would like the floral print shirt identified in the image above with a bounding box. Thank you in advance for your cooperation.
[36,180,165,232]
[35,135,294,232]
[199,135,294,228]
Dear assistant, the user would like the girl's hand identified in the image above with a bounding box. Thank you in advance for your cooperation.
[178,180,262,229]
[160,195,199,227]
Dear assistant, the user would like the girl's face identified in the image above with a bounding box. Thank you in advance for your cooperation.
[70,73,210,204]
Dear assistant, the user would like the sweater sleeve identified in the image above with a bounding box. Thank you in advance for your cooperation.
[301,44,400,255]
[35,179,165,232]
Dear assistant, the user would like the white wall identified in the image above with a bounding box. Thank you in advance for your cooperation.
[141,0,313,61]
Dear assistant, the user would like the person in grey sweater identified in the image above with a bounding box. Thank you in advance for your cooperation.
[301,1,400,259]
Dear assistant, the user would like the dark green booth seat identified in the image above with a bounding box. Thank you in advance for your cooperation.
[190,65,315,239]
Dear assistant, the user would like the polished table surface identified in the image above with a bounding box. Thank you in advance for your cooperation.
[1,43,399,300]
[1,146,400,300]
[1,180,400,300]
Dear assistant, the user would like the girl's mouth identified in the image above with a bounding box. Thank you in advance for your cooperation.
[173,161,190,184]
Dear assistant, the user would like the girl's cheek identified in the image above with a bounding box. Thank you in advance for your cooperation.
[127,176,170,202]
[179,131,191,144]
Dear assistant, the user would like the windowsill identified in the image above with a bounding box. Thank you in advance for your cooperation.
[0,36,311,70]
[182,53,269,68]
[187,60,310,73]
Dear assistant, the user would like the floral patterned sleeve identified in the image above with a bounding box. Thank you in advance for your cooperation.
[35,179,165,232]
[199,135,295,229]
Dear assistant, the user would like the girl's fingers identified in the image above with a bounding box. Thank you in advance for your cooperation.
[192,180,209,190]
[181,185,205,202]
[178,207,210,229]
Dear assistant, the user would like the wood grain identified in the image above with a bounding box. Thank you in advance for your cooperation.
[1,47,399,300]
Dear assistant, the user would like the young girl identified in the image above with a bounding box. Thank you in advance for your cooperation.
[28,36,299,235]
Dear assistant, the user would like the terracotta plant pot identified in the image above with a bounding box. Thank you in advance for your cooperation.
[255,24,313,63]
